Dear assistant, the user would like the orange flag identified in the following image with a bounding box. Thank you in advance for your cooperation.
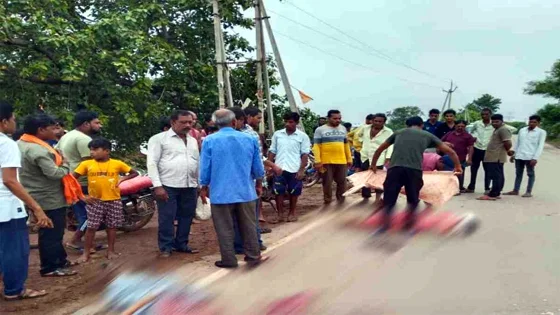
[298,90,313,104]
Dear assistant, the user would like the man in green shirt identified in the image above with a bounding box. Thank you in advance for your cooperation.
[477,114,513,201]
[370,116,461,232]
[18,114,78,277]
[56,110,102,250]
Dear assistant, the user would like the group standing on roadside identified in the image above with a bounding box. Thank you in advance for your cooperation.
[0,96,550,299]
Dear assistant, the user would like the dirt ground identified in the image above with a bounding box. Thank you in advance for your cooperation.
[0,186,324,314]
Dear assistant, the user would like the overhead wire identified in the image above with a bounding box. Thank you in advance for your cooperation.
[280,0,451,83]
[273,30,444,90]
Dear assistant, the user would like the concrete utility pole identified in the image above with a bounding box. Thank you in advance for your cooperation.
[258,4,275,135]
[217,22,234,107]
[212,0,226,108]
[254,0,265,133]
[441,80,458,113]
[260,0,298,114]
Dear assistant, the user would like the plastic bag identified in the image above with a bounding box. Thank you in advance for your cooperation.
[195,197,211,221]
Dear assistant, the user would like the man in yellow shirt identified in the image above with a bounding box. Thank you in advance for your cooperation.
[347,114,374,171]
[313,110,352,204]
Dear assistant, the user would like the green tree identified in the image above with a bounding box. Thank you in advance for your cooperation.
[525,60,560,100]
[466,94,502,112]
[536,104,560,138]
[456,104,480,123]
[525,60,560,138]
[385,106,423,130]
[1,0,254,151]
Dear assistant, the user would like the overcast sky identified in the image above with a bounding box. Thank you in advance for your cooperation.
[238,0,560,124]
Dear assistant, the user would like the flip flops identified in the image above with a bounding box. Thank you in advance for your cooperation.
[4,288,48,301]
[41,268,78,277]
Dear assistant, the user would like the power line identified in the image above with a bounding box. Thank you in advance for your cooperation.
[273,30,443,90]
[281,0,450,83]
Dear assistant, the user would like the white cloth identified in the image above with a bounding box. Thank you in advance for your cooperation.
[269,129,311,173]
[360,126,394,165]
[0,132,27,222]
[147,129,199,188]
[514,126,547,161]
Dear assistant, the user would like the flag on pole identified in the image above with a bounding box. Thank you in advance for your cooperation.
[297,90,313,104]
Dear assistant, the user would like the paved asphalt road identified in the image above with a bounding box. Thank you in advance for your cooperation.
[204,144,560,315]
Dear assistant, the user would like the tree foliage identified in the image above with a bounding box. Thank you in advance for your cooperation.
[536,104,560,138]
[525,60,560,138]
[525,60,560,100]
[1,0,255,151]
[385,106,423,131]
[465,94,502,112]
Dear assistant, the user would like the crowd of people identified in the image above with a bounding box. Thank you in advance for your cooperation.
[0,99,547,300]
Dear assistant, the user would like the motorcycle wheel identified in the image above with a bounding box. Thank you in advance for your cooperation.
[303,171,321,188]
[120,194,156,232]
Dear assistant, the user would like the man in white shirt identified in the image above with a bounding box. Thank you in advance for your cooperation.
[359,113,393,204]
[504,115,547,198]
[147,110,200,258]
[268,112,311,222]
[0,101,51,300]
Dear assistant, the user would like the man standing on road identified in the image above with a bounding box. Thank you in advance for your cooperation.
[465,108,493,194]
[477,114,514,201]
[435,109,457,139]
[359,113,393,204]
[147,110,200,258]
[423,109,443,135]
[313,110,353,204]
[504,115,546,198]
[268,112,311,222]
[187,111,203,149]
[441,120,476,193]
[370,116,461,232]
[18,114,79,277]
[199,109,267,268]
[57,110,102,251]
[347,114,374,171]
[1,101,51,300]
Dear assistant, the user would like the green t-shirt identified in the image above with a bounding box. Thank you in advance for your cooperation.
[56,129,92,186]
[387,128,442,171]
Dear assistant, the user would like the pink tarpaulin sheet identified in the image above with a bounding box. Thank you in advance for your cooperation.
[345,170,459,206]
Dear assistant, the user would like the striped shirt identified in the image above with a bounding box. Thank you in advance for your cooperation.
[312,125,352,165]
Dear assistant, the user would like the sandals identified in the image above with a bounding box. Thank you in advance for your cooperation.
[287,215,298,222]
[476,195,497,201]
[4,288,48,301]
[41,268,78,277]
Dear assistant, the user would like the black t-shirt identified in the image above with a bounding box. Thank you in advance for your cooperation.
[434,123,455,139]
[387,128,442,170]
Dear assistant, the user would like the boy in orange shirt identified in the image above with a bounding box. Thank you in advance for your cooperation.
[74,138,138,262]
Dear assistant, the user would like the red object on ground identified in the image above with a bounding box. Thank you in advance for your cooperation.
[118,176,153,195]
[265,291,316,315]
[361,209,463,235]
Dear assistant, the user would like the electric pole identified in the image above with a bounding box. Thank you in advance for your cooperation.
[260,0,298,114]
[441,80,458,113]
[254,0,265,133]
[259,15,275,135]
[217,25,234,108]
[212,0,226,108]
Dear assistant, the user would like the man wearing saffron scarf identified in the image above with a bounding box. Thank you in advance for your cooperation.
[18,114,79,277]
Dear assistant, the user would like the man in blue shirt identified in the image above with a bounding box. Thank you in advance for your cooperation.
[423,109,442,135]
[199,109,267,268]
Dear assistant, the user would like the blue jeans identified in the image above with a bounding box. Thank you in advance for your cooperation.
[0,217,30,296]
[156,187,197,253]
[514,159,536,193]
[234,200,262,253]
[72,186,89,232]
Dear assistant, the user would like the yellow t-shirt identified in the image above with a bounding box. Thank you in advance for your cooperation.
[74,159,132,201]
